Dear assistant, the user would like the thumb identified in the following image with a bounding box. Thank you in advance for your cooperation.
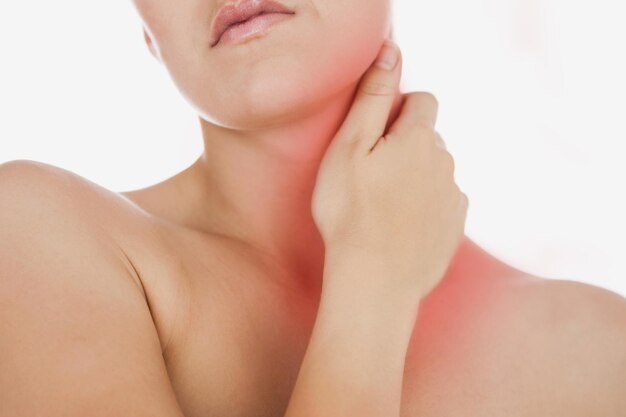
[340,39,402,147]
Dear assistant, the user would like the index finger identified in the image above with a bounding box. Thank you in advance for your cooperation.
[386,92,439,138]
[339,40,403,145]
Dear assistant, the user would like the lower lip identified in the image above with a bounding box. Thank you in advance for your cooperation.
[215,12,294,47]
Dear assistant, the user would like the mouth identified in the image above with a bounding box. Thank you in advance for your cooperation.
[211,0,295,47]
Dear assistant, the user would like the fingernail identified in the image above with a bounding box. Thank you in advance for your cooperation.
[375,40,399,70]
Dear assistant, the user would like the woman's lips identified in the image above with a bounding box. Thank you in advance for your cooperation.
[214,12,294,47]
[210,0,295,48]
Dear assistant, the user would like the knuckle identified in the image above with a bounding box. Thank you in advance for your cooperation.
[409,91,439,110]
[435,132,447,150]
[360,78,395,97]
[457,186,465,202]
[441,150,456,173]
[403,92,439,129]
[455,188,469,209]
[410,124,435,143]
[423,91,439,107]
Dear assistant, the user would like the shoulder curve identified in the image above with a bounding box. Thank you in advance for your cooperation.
[0,158,85,187]
[0,164,186,415]
[1,158,122,198]
[0,159,156,238]
[524,277,626,414]
[0,158,107,210]
[0,158,103,222]
[525,277,626,327]
[0,160,191,357]
[0,159,148,292]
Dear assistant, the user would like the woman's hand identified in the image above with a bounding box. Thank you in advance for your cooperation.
[311,40,469,299]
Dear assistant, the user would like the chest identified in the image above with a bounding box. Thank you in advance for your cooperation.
[159,255,321,417]
[148,247,564,417]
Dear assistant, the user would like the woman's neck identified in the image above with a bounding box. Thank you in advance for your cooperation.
[176,82,403,290]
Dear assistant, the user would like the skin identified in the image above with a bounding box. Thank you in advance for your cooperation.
[128,0,400,290]
[0,0,625,416]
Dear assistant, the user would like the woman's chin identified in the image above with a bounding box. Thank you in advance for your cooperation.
[195,87,334,130]
[197,105,312,130]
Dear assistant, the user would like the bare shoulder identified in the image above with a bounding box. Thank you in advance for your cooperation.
[0,159,130,261]
[1,158,114,199]
[402,241,625,416]
[523,276,626,327]
[0,158,135,289]
[512,275,626,414]
[0,159,185,416]
[519,276,626,353]
[0,158,187,340]
[0,159,165,286]
[0,158,150,235]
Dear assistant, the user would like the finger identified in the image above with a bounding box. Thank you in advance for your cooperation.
[386,92,439,139]
[340,40,402,146]
[435,133,447,150]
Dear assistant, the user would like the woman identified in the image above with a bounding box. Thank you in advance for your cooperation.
[1,0,624,416]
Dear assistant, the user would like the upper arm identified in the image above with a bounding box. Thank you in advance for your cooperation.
[0,160,186,416]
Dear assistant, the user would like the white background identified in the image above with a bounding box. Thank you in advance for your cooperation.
[1,0,624,296]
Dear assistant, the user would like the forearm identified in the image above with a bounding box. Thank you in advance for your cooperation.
[284,249,420,417]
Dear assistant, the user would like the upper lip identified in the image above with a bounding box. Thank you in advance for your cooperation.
[210,0,295,47]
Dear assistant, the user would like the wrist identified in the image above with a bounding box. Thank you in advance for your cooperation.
[321,246,422,325]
